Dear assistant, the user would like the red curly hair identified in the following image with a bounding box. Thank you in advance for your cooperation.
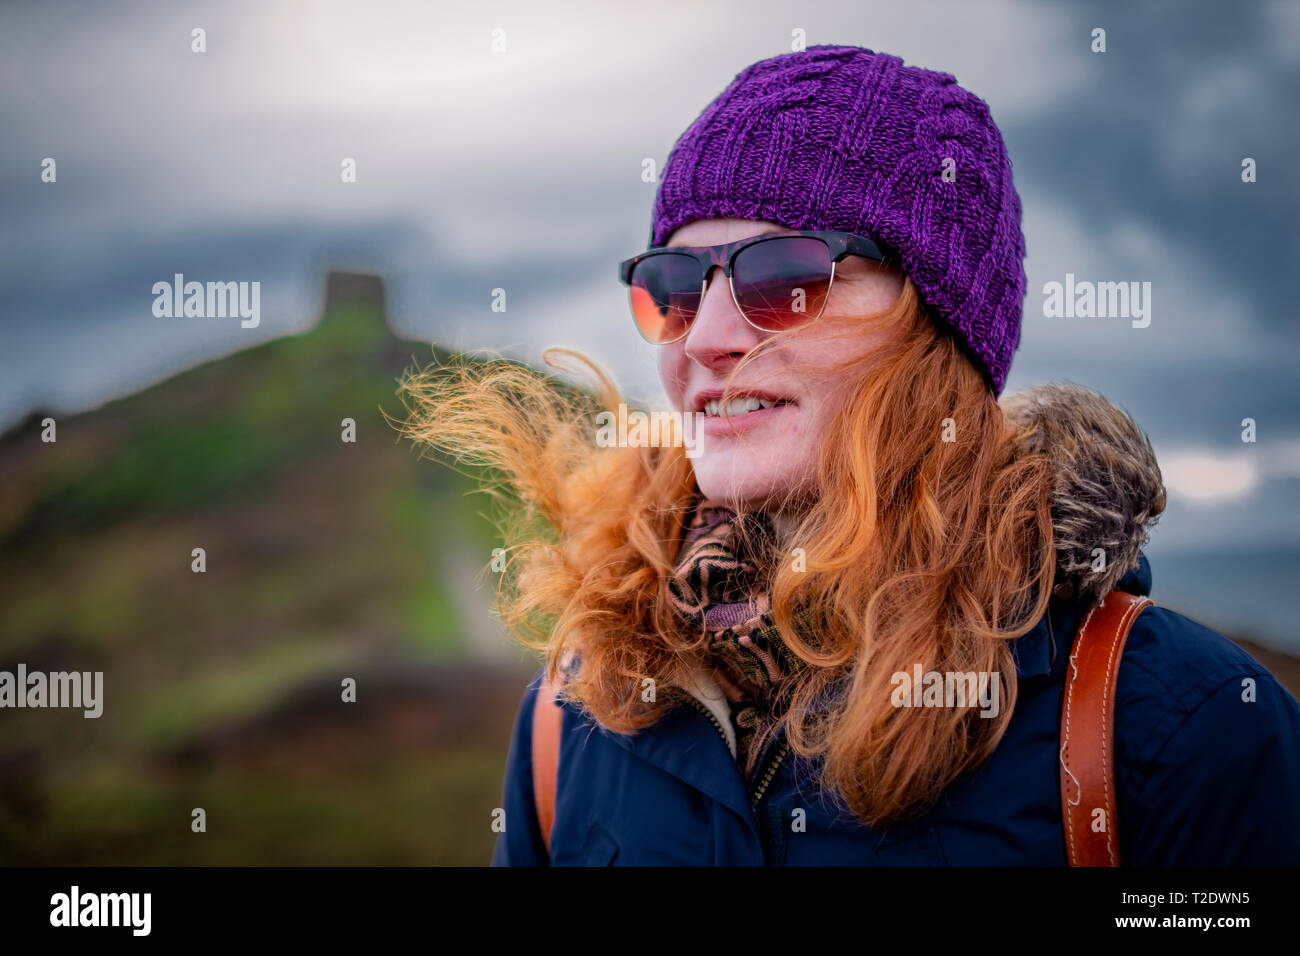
[397,278,1055,827]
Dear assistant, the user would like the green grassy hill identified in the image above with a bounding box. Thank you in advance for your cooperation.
[0,273,536,864]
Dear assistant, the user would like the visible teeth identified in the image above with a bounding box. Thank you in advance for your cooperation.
[703,397,780,417]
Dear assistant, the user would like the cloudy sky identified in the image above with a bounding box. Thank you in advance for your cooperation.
[3,0,1298,643]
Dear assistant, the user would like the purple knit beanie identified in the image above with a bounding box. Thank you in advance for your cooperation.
[649,44,1026,394]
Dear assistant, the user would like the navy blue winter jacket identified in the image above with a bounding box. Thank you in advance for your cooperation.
[491,553,1300,865]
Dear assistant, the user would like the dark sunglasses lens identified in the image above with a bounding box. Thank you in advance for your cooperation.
[732,237,833,331]
[628,253,701,343]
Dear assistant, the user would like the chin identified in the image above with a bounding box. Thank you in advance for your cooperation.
[692,457,795,508]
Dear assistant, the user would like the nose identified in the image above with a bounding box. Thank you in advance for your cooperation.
[682,265,763,370]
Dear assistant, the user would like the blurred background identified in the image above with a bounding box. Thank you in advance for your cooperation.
[1,0,1297,863]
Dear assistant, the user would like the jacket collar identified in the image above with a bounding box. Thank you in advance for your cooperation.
[589,687,758,826]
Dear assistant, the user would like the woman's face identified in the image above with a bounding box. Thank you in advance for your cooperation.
[657,217,905,510]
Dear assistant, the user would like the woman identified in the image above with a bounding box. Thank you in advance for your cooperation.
[401,45,1300,865]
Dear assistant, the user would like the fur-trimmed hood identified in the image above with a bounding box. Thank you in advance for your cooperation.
[1002,383,1167,606]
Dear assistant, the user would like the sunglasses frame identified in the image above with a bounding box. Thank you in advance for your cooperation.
[618,229,892,344]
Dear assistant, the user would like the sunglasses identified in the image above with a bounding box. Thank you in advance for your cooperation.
[618,229,889,345]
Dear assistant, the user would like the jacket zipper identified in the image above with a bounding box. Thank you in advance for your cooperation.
[750,738,790,807]
[683,694,791,808]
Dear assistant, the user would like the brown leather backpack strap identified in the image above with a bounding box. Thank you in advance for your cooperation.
[1059,588,1152,866]
[530,671,564,856]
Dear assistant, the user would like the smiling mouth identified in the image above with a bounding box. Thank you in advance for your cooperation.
[702,396,794,418]
[707,398,785,416]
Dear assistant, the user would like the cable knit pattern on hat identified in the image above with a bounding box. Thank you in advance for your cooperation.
[649,45,1026,393]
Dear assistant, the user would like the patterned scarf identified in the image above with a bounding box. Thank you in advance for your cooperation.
[666,500,811,783]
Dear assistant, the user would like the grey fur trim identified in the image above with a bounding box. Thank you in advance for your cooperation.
[1002,384,1167,605]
